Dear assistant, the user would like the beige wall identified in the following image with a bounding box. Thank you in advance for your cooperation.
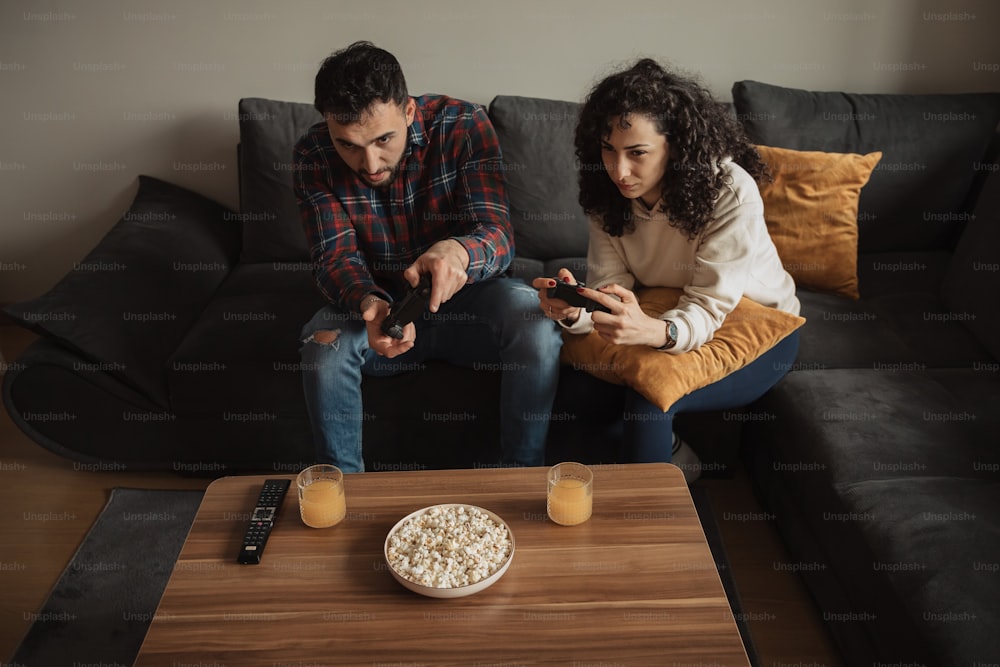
[2,0,998,303]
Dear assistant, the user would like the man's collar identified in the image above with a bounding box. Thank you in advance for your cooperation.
[404,97,427,157]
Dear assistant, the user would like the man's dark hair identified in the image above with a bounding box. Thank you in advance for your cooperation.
[575,58,769,239]
[314,41,409,122]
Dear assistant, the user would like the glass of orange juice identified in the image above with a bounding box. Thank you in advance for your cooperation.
[297,464,347,528]
[547,462,593,526]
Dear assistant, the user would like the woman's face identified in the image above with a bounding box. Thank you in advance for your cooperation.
[601,114,669,209]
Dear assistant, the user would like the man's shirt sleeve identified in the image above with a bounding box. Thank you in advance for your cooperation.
[293,131,387,311]
[451,105,514,282]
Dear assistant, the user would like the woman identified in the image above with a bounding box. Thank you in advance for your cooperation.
[534,58,801,482]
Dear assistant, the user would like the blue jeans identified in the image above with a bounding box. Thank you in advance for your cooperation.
[299,277,563,472]
[623,331,801,462]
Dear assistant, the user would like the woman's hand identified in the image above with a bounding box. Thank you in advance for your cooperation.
[579,283,668,347]
[531,268,583,324]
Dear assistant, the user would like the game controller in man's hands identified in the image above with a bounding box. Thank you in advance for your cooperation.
[381,275,432,339]
[546,280,612,314]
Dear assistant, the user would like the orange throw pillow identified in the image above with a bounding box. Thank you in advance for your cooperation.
[755,145,882,300]
[559,287,805,411]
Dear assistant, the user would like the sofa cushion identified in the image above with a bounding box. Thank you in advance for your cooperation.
[488,95,589,264]
[744,367,999,663]
[560,287,804,410]
[942,165,1000,359]
[856,250,952,298]
[744,365,1000,665]
[746,368,998,498]
[166,263,325,415]
[2,175,239,404]
[733,80,1000,253]
[508,256,589,286]
[793,290,907,370]
[237,97,322,263]
[928,367,1000,424]
[840,477,1000,666]
[869,291,994,367]
[795,274,993,372]
[756,145,882,299]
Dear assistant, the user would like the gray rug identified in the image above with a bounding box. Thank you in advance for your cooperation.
[12,485,757,666]
[11,487,204,667]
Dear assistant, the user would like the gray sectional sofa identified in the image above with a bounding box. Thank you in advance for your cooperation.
[732,81,1000,666]
[4,81,999,665]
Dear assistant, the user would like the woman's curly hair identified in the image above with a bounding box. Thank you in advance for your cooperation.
[575,58,769,238]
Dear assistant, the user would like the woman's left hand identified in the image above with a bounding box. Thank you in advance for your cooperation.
[581,284,669,347]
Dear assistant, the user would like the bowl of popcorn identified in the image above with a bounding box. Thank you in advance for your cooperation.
[384,503,515,598]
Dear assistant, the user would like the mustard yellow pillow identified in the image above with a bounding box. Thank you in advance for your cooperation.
[560,287,805,411]
[755,145,882,300]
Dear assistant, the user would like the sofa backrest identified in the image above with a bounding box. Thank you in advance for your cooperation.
[235,94,594,279]
[732,80,1000,254]
[237,97,321,263]
[942,163,1000,360]
[487,95,590,280]
[237,88,1000,284]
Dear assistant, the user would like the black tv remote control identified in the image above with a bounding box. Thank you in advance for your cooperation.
[236,478,291,565]
[381,275,432,339]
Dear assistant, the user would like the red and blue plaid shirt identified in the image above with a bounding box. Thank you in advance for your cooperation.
[293,95,513,311]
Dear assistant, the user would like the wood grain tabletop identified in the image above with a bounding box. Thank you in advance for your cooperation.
[135,463,750,666]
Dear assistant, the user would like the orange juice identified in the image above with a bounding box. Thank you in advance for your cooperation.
[299,479,346,528]
[547,477,592,526]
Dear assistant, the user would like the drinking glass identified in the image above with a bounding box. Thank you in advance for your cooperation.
[547,462,593,526]
[297,464,346,528]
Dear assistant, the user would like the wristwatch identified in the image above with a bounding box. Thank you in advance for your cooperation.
[657,319,678,351]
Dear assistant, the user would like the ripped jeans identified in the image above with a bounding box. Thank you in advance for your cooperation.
[299,277,563,472]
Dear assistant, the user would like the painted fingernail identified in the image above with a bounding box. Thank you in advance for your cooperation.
[562,276,571,283]
[548,279,557,287]
[576,287,585,293]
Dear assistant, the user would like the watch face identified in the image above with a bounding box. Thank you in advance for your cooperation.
[660,319,678,350]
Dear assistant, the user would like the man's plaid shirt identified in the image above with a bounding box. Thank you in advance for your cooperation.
[293,95,513,312]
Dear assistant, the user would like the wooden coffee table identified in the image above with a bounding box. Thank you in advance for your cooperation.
[135,463,750,666]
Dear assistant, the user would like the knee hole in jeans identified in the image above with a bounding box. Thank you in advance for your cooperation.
[303,329,340,346]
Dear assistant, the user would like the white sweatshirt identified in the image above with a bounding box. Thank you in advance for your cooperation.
[562,158,800,353]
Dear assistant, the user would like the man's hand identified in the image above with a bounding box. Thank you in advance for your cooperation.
[361,297,415,357]
[403,239,470,312]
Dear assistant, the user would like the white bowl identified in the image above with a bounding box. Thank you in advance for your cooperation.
[383,503,515,598]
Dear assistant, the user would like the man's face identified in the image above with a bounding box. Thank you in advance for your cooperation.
[326,98,416,188]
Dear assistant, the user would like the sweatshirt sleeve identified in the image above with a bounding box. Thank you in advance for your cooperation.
[559,217,635,334]
[660,188,759,354]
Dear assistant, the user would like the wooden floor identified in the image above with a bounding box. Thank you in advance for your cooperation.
[0,324,844,665]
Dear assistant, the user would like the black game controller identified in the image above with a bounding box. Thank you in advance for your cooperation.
[546,279,612,314]
[381,275,432,339]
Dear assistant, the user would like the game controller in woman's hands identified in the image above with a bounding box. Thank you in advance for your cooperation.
[546,279,612,313]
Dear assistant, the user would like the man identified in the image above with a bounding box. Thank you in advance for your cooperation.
[293,41,562,472]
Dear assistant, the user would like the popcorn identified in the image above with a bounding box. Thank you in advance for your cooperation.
[386,505,512,588]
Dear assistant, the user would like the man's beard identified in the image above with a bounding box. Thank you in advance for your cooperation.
[358,164,401,189]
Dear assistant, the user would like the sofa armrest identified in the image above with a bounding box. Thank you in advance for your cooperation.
[2,175,241,403]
